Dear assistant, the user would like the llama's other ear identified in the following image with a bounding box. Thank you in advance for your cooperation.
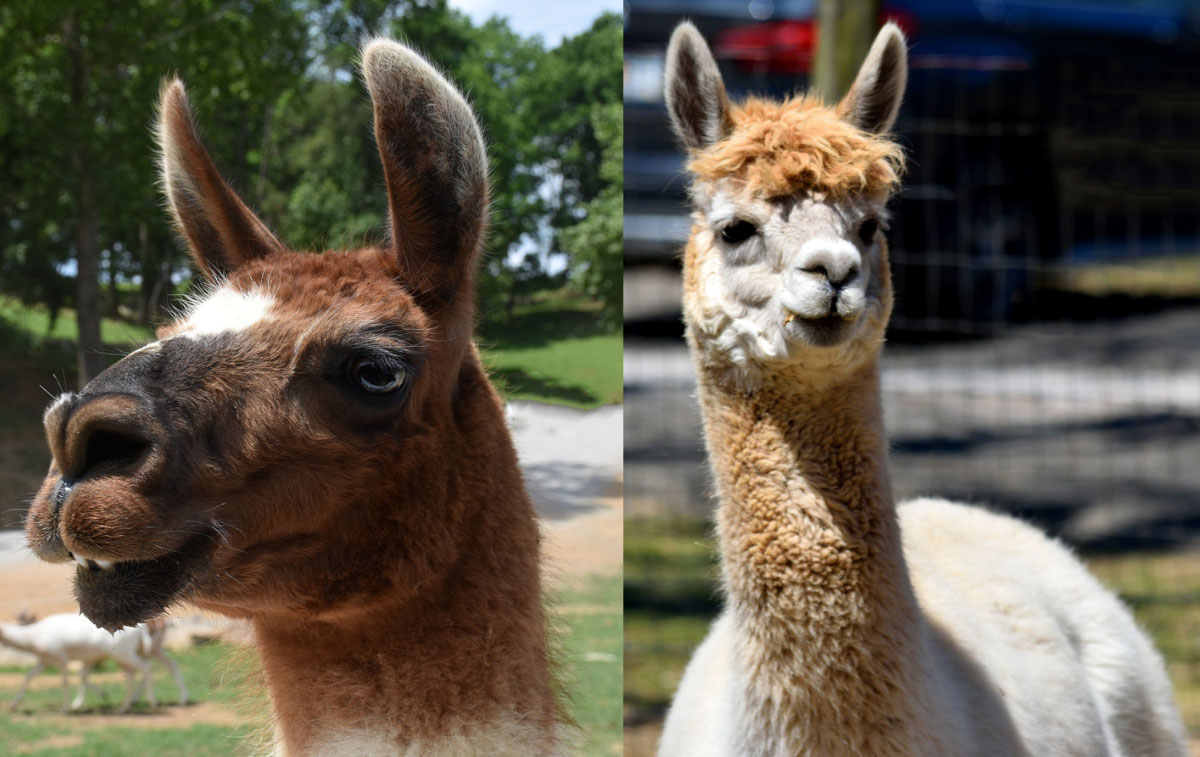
[837,22,908,135]
[157,79,283,281]
[361,39,488,306]
[664,22,733,150]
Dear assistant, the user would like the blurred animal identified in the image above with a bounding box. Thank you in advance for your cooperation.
[0,613,166,713]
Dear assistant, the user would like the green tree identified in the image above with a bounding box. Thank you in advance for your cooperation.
[0,0,308,384]
[1,1,622,386]
[561,101,622,327]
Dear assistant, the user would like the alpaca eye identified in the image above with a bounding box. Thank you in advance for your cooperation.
[720,220,757,244]
[857,219,880,246]
[346,356,406,395]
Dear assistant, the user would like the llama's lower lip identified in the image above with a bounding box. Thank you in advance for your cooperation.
[73,533,211,631]
[69,552,115,571]
[784,313,857,346]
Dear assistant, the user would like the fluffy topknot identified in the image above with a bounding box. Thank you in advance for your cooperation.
[687,95,904,198]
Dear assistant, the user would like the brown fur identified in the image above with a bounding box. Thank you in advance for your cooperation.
[25,39,561,755]
[697,364,954,755]
[663,21,1185,757]
[670,20,954,755]
[687,95,905,199]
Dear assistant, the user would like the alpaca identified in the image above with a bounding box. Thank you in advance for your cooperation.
[1,613,153,713]
[657,22,1186,756]
[6,613,186,707]
[140,617,189,706]
[24,39,561,755]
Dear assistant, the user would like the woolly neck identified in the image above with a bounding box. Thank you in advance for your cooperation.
[696,357,931,752]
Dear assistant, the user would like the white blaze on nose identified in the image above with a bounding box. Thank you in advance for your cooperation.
[178,287,275,338]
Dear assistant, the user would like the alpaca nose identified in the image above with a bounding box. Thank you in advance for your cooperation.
[46,393,159,487]
[794,238,861,290]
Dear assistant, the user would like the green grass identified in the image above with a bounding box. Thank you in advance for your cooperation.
[559,574,623,755]
[624,517,720,736]
[625,517,1200,750]
[0,640,257,755]
[9,724,252,757]
[0,579,622,755]
[0,297,155,351]
[479,295,623,408]
[1088,551,1200,732]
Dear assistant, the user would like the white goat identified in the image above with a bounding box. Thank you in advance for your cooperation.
[0,613,187,713]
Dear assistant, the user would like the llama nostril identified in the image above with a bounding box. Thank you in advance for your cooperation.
[76,427,152,481]
[800,262,858,290]
[831,264,860,290]
[802,264,829,280]
[51,479,72,517]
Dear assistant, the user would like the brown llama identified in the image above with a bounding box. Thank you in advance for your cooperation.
[657,21,1185,756]
[25,39,562,755]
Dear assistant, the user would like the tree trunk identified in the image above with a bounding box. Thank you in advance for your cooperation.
[64,13,105,386]
[137,222,151,323]
[813,0,879,102]
[107,247,120,317]
[147,261,172,325]
[256,108,273,208]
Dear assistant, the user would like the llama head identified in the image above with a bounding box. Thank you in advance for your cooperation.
[26,40,493,631]
[666,22,907,387]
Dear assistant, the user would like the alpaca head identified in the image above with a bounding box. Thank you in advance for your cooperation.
[26,40,493,631]
[666,22,907,386]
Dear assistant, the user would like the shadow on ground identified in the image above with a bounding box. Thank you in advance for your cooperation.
[526,461,620,521]
[490,366,598,406]
[479,306,611,350]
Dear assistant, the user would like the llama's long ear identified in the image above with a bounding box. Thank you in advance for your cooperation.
[361,39,488,306]
[157,79,283,281]
[837,23,908,135]
[664,22,733,150]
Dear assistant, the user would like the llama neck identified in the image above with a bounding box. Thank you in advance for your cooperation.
[697,357,928,746]
[255,518,558,756]
[253,383,559,756]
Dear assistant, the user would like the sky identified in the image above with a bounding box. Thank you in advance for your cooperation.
[448,0,623,46]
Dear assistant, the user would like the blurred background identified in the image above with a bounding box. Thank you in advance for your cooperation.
[0,1,621,753]
[624,0,1200,753]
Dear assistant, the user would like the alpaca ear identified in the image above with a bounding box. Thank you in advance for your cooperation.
[664,22,733,150]
[157,79,283,281]
[837,22,908,135]
[361,38,489,307]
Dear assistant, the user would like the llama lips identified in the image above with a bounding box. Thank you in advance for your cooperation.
[69,552,114,571]
[72,533,212,632]
[783,312,855,347]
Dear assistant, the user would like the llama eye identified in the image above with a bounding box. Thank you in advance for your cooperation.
[857,218,880,246]
[720,220,757,244]
[346,356,406,395]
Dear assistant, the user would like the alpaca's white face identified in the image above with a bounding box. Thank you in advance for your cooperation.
[685,180,892,378]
